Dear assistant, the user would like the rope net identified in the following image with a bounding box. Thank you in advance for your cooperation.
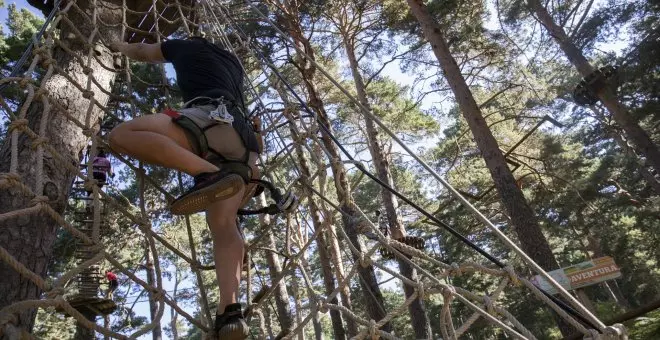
[0,0,626,339]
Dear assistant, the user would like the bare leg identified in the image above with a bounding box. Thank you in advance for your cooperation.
[206,187,246,313]
[109,113,218,176]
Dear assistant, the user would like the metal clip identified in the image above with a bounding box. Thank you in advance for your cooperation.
[209,102,234,124]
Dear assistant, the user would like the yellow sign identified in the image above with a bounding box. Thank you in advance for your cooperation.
[531,257,622,295]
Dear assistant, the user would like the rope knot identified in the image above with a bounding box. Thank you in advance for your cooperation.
[82,128,95,137]
[450,262,462,276]
[368,319,378,340]
[248,303,258,314]
[289,255,299,267]
[359,254,372,268]
[82,66,92,75]
[84,179,98,191]
[82,90,94,99]
[0,173,22,185]
[32,46,45,55]
[35,88,47,98]
[41,57,55,67]
[416,280,426,301]
[7,119,29,133]
[503,265,520,286]
[31,137,49,149]
[88,244,104,253]
[30,196,50,206]
[46,287,65,299]
[316,299,328,314]
[18,77,30,88]
[151,288,165,301]
[483,295,495,314]
[442,286,456,303]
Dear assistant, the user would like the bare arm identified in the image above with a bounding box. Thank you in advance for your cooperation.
[110,42,166,63]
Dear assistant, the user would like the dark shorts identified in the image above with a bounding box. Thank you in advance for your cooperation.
[93,172,107,187]
[109,280,118,290]
[86,172,106,195]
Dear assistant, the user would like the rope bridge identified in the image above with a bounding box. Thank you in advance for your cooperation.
[0,0,628,339]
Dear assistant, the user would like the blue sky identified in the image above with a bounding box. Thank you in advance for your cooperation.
[0,0,31,32]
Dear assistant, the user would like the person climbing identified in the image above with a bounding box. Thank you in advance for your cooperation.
[105,270,118,299]
[107,36,261,339]
[85,149,114,209]
[86,149,113,195]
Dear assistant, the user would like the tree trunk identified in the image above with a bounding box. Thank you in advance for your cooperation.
[585,233,631,309]
[0,0,122,331]
[104,315,110,340]
[526,0,660,175]
[405,0,572,335]
[324,222,360,336]
[406,0,560,275]
[277,7,392,333]
[342,32,431,339]
[309,125,359,336]
[276,79,353,339]
[73,310,96,340]
[144,244,162,340]
[259,196,294,336]
[170,268,180,340]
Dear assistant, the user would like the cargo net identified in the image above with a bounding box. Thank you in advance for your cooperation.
[0,0,625,339]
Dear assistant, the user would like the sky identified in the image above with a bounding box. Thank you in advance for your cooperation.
[0,0,636,338]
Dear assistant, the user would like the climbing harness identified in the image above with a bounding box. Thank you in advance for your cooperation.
[165,95,296,215]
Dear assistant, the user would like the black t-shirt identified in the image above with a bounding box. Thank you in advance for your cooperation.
[161,38,244,105]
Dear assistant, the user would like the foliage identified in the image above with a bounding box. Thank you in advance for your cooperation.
[2,0,658,338]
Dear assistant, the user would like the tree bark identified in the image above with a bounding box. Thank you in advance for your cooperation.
[406,0,560,274]
[73,310,97,340]
[526,0,660,175]
[0,0,122,332]
[259,196,294,336]
[405,0,572,335]
[342,31,431,339]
